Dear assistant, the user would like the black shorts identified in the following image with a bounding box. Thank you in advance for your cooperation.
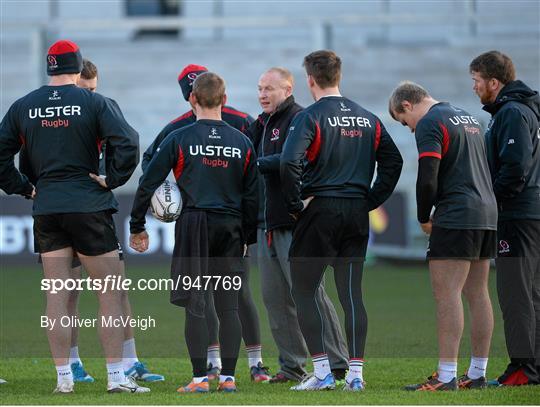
[37,241,124,267]
[427,226,497,260]
[290,196,369,261]
[33,211,119,256]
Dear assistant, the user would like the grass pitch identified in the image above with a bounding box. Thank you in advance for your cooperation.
[1,262,539,404]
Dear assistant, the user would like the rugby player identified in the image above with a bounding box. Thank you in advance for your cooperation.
[142,64,268,383]
[66,59,164,383]
[280,50,403,391]
[130,72,258,393]
[17,58,163,384]
[0,40,147,393]
[389,81,497,391]
[470,51,540,386]
[247,66,348,383]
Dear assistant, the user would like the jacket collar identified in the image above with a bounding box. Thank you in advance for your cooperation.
[258,95,296,122]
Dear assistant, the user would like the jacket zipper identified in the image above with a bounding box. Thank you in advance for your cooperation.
[261,113,273,233]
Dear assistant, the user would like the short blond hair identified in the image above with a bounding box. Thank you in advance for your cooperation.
[266,67,294,87]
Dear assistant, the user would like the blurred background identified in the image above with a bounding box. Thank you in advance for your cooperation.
[1,0,539,261]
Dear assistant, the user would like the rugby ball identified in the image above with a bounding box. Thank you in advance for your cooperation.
[150,180,182,222]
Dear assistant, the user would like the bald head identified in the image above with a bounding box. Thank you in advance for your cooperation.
[258,67,294,114]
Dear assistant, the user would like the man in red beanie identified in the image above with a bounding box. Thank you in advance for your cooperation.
[0,40,146,394]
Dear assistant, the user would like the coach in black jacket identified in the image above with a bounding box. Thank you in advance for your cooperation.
[471,51,540,385]
[247,67,348,383]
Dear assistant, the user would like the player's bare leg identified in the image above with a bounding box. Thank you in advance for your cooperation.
[67,266,82,351]
[118,259,164,382]
[41,247,76,392]
[459,259,493,387]
[77,250,124,364]
[430,260,470,360]
[66,265,95,382]
[77,251,149,393]
[42,248,74,367]
[463,260,493,358]
[429,259,470,383]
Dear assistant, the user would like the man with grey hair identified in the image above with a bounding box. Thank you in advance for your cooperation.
[246,66,348,384]
[389,81,497,391]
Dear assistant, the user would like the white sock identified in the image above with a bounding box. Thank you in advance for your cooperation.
[219,374,234,382]
[468,357,488,379]
[438,361,457,383]
[312,354,331,380]
[56,364,73,385]
[69,346,82,365]
[246,344,262,368]
[193,376,208,383]
[207,344,221,369]
[122,338,139,371]
[107,361,126,384]
[346,358,364,382]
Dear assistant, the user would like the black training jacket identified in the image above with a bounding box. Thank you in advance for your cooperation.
[483,80,540,221]
[141,106,253,171]
[247,95,303,231]
[280,96,403,214]
[0,85,139,215]
[130,119,258,241]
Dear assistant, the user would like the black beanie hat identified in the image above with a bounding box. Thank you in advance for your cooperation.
[47,40,83,76]
[178,64,208,101]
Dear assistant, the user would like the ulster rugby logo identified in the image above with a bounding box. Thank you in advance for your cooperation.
[47,55,58,69]
[498,240,510,254]
[187,72,199,85]
[270,128,280,141]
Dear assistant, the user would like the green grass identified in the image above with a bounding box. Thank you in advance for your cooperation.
[1,357,539,404]
[1,262,539,404]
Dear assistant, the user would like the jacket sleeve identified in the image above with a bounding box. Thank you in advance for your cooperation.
[18,147,37,185]
[492,107,533,201]
[240,114,255,134]
[280,112,313,214]
[367,121,403,211]
[141,125,170,172]
[130,137,179,233]
[0,103,33,196]
[96,97,139,189]
[257,153,281,174]
[242,142,259,245]
[416,156,440,223]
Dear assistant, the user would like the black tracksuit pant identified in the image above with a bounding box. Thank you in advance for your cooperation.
[496,219,540,383]
[289,197,369,360]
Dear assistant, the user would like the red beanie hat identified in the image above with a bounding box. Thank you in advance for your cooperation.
[47,40,83,76]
